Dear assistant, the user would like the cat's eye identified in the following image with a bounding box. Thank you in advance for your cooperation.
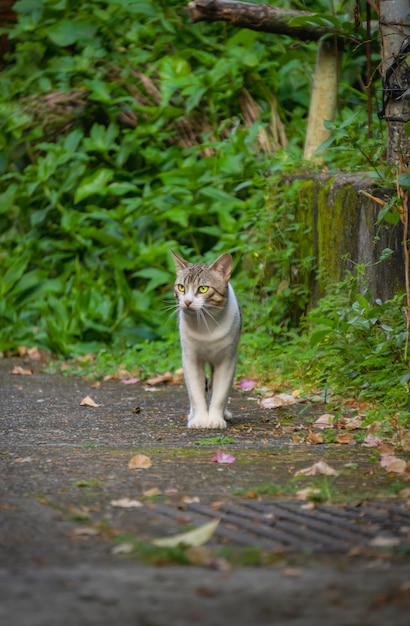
[198,286,209,294]
[177,284,185,293]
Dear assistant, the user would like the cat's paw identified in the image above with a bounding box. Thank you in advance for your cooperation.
[207,417,227,429]
[206,412,227,429]
[187,413,210,429]
[188,414,227,429]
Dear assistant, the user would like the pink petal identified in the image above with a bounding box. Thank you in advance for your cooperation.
[212,451,236,464]
[239,378,258,391]
[121,378,140,385]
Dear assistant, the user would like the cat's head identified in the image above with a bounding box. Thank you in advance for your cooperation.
[171,251,232,313]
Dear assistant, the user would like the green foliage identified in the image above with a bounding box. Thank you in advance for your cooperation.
[0,0,380,359]
[1,0,316,355]
[270,270,410,411]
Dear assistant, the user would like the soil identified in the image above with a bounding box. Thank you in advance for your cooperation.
[1,356,409,626]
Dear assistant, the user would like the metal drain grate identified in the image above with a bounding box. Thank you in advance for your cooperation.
[151,500,410,553]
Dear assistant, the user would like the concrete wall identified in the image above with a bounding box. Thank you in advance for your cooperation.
[291,173,405,305]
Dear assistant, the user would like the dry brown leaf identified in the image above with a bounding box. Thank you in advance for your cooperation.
[392,431,410,452]
[71,526,99,537]
[128,454,152,469]
[363,435,384,448]
[296,487,321,500]
[341,416,363,430]
[146,371,174,386]
[143,487,162,497]
[112,543,135,555]
[295,461,339,477]
[380,454,407,474]
[369,535,401,548]
[313,414,335,429]
[17,346,44,361]
[11,366,33,376]
[306,431,324,445]
[80,395,101,407]
[336,433,356,445]
[259,393,298,409]
[111,498,143,508]
[281,567,303,577]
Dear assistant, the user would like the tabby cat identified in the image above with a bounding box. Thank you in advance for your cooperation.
[171,251,241,429]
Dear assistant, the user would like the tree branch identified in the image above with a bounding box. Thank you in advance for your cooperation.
[187,0,336,42]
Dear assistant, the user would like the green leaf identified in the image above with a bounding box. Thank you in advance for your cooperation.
[46,20,98,47]
[1,254,30,296]
[74,169,114,203]
[398,173,410,189]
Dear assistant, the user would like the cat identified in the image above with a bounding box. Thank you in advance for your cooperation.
[171,250,241,429]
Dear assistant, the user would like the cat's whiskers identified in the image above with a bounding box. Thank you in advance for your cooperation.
[160,300,179,323]
[202,305,219,326]
[197,307,211,332]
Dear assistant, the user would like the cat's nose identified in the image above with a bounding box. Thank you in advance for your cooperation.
[184,299,193,308]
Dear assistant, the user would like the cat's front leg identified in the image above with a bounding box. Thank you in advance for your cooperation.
[182,355,210,428]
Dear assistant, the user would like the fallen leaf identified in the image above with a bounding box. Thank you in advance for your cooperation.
[182,496,200,503]
[380,454,407,474]
[336,433,356,445]
[76,353,96,363]
[14,457,33,463]
[259,393,298,409]
[146,372,174,386]
[128,454,152,469]
[369,535,401,548]
[341,416,363,430]
[71,527,99,537]
[393,431,410,452]
[152,519,220,548]
[281,567,303,577]
[11,366,33,376]
[295,461,339,477]
[306,431,324,445]
[80,395,101,407]
[239,378,258,391]
[111,498,143,508]
[296,487,321,500]
[212,451,236,464]
[363,435,383,447]
[143,487,162,497]
[112,543,135,555]
[17,346,44,361]
[121,377,140,385]
[313,414,335,429]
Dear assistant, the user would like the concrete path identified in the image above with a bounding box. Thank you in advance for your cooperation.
[1,357,409,625]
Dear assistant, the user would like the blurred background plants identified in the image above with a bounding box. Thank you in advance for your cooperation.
[2,0,409,416]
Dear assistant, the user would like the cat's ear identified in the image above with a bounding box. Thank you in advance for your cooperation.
[170,250,191,271]
[210,253,232,282]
